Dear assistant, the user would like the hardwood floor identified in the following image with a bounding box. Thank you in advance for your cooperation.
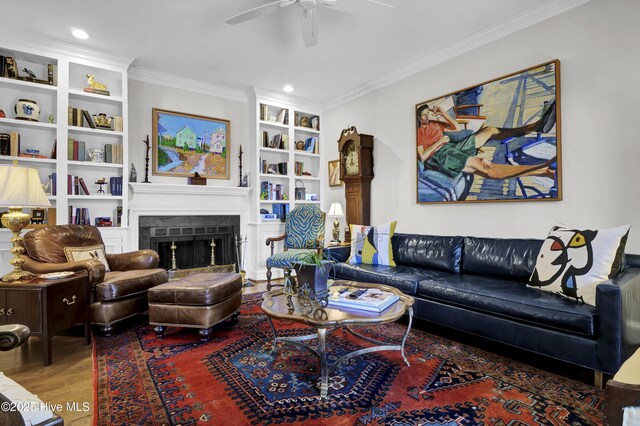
[0,279,599,425]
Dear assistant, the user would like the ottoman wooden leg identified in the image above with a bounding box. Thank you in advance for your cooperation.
[199,327,213,342]
[154,325,166,339]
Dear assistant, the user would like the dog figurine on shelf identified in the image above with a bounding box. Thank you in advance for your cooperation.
[86,74,107,91]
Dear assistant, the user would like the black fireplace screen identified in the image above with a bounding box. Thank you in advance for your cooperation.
[138,215,240,271]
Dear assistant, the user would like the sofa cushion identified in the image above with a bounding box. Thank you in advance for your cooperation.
[332,262,452,295]
[348,221,397,266]
[462,237,543,281]
[529,224,630,305]
[95,268,167,302]
[417,275,595,336]
[393,233,463,274]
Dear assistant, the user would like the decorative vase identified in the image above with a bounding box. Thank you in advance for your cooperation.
[14,99,40,121]
[293,260,332,304]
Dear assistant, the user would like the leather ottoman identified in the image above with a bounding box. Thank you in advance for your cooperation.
[148,272,242,341]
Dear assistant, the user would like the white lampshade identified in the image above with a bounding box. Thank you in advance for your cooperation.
[0,165,51,208]
[328,202,344,217]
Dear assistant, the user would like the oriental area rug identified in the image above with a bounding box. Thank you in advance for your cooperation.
[93,293,604,425]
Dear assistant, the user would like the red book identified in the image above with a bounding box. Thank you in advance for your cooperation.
[79,177,90,195]
[67,174,73,195]
[73,140,79,161]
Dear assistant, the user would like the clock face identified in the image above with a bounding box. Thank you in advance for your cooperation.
[344,143,359,175]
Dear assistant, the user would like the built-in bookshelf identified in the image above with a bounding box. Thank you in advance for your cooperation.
[254,98,322,224]
[0,42,131,230]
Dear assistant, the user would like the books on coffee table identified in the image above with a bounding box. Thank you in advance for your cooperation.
[327,287,400,313]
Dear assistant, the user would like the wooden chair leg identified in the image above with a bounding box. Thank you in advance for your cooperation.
[266,266,272,291]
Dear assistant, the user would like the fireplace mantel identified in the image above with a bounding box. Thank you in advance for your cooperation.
[130,183,251,197]
[127,183,252,254]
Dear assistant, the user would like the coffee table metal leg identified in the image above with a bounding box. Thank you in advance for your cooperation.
[400,307,413,366]
[318,328,328,398]
[267,316,278,351]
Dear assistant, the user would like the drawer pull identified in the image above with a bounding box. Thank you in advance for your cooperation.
[63,295,76,306]
[6,308,12,316]
[0,308,4,316]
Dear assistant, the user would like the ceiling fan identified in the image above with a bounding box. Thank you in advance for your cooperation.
[226,0,393,47]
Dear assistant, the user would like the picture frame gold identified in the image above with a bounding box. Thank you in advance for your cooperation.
[152,108,230,179]
[328,160,341,187]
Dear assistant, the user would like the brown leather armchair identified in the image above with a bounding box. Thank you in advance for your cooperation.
[21,225,168,334]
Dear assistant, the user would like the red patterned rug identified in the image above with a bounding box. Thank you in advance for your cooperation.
[93,293,604,425]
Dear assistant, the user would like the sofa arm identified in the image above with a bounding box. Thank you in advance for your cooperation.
[325,245,350,263]
[21,256,105,285]
[613,268,640,358]
[0,324,30,351]
[106,249,159,271]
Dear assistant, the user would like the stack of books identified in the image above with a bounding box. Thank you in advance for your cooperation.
[327,287,399,312]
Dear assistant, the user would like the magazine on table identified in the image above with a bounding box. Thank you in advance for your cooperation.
[327,287,399,312]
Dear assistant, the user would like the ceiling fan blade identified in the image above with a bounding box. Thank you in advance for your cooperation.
[365,0,394,8]
[301,8,318,47]
[226,0,297,25]
[320,0,338,6]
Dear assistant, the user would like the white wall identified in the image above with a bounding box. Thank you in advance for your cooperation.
[322,0,640,252]
[127,79,249,187]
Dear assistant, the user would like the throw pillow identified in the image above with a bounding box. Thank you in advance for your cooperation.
[528,224,630,305]
[348,221,397,266]
[64,244,110,271]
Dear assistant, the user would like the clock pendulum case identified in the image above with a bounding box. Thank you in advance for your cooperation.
[337,126,374,242]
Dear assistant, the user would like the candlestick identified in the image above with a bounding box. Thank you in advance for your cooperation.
[238,144,244,187]
[143,135,151,183]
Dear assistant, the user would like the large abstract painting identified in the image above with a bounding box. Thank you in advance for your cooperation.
[153,108,230,179]
[416,60,561,203]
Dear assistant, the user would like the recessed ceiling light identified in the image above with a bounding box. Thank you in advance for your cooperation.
[71,28,89,40]
[283,85,294,93]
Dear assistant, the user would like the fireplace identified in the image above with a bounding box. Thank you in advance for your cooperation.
[138,215,240,271]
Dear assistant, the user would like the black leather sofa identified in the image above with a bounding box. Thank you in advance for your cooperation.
[326,233,640,378]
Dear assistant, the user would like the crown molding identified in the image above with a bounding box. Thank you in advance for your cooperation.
[252,88,323,112]
[129,68,248,102]
[322,0,591,110]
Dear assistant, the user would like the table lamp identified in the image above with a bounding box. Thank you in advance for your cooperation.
[0,164,51,283]
[327,202,344,243]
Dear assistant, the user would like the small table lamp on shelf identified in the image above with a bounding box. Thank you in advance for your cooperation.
[0,163,51,283]
[328,202,344,244]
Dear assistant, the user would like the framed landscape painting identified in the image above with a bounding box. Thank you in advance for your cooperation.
[152,108,230,179]
[416,60,561,204]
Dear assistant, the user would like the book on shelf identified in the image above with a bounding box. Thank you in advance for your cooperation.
[49,173,57,196]
[109,176,123,196]
[276,108,288,125]
[50,139,57,159]
[83,87,110,96]
[9,131,20,157]
[113,116,123,132]
[78,177,90,195]
[78,141,86,161]
[260,104,268,121]
[47,64,57,86]
[116,206,123,227]
[261,130,269,147]
[0,133,10,156]
[68,107,84,127]
[19,153,48,159]
[82,110,95,129]
[104,144,112,163]
[327,287,400,313]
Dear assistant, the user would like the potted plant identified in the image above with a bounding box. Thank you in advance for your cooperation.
[292,251,334,306]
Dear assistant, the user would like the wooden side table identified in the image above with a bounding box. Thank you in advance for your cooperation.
[0,271,90,366]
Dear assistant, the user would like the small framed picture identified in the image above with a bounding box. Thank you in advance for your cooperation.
[31,208,46,224]
[328,160,341,187]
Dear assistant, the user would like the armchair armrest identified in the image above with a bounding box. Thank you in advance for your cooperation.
[21,256,105,285]
[0,324,30,351]
[266,234,287,256]
[106,249,159,271]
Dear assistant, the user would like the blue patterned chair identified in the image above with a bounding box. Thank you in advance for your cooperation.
[265,204,326,291]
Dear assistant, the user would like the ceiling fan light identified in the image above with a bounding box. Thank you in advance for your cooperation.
[283,85,294,93]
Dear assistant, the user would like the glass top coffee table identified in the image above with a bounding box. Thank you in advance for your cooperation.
[261,280,414,398]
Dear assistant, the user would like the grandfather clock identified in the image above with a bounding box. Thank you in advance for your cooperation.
[337,126,374,242]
